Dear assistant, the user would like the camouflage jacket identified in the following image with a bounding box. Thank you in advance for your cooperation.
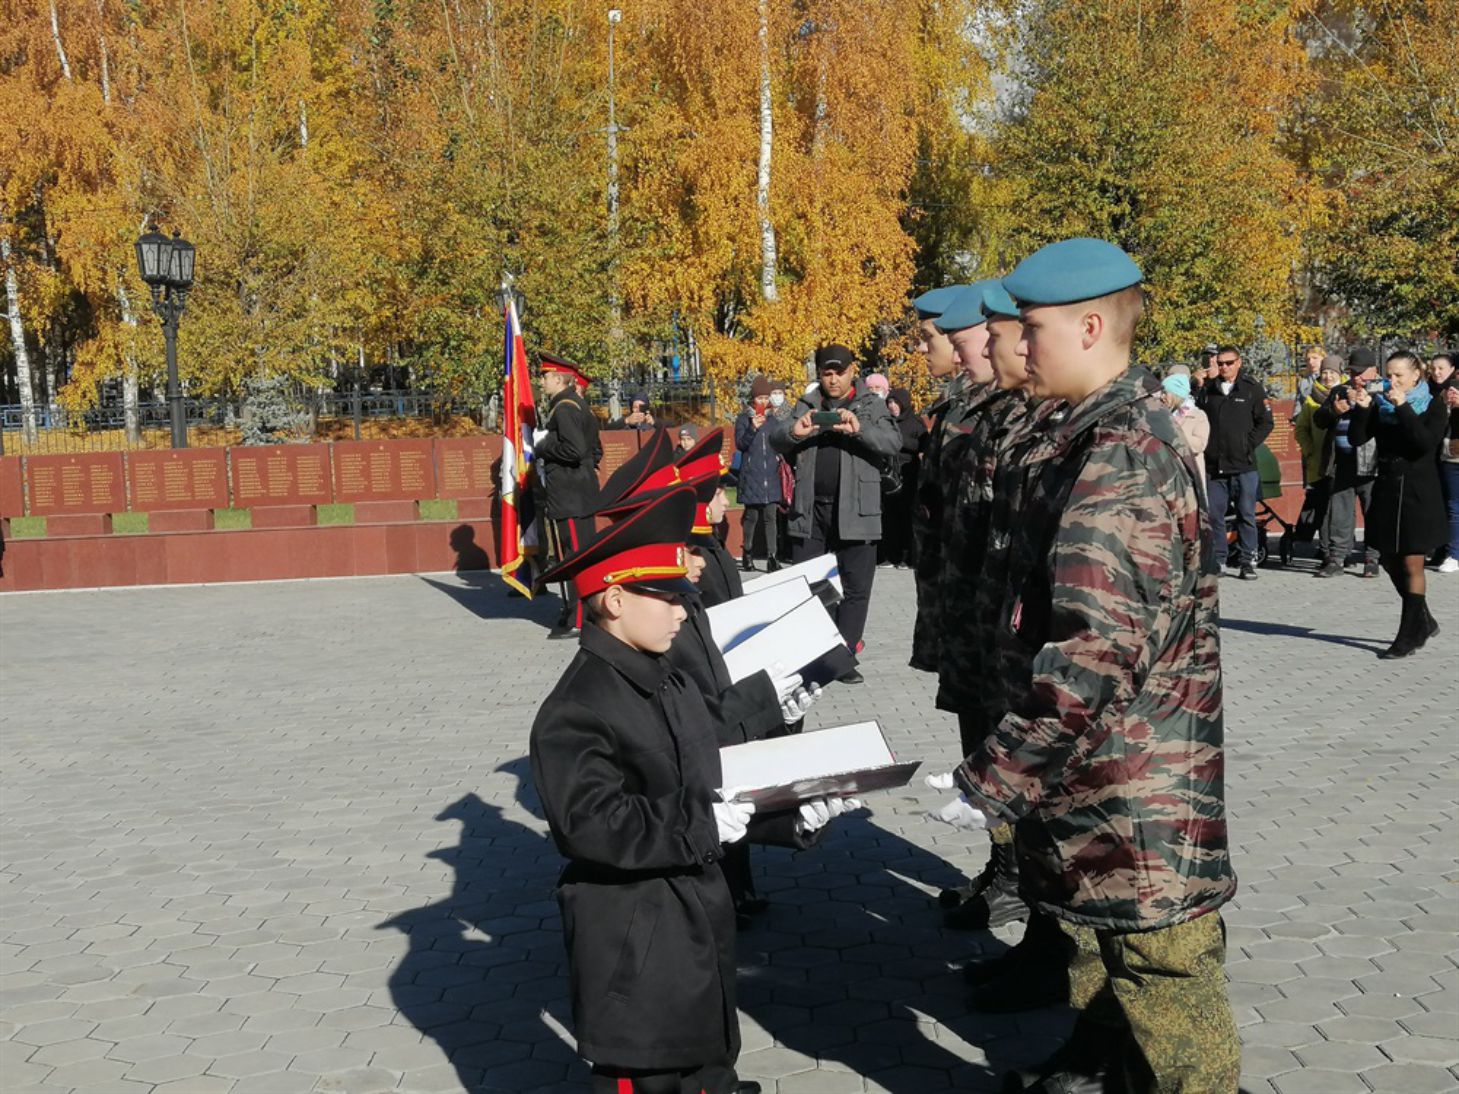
[954,369,1235,931]
[910,375,994,673]
[934,386,1024,713]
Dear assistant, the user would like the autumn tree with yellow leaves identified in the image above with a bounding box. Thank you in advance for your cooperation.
[2,0,1455,426]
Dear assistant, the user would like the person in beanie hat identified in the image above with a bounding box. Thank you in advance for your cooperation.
[735,376,786,573]
[1312,347,1382,577]
[863,373,890,399]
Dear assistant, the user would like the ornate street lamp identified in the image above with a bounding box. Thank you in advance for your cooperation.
[135,227,195,448]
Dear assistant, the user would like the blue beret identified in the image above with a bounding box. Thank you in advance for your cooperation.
[1002,238,1142,306]
[912,285,965,320]
[934,279,1003,333]
[979,284,1020,319]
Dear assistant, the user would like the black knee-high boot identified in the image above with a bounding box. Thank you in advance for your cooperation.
[1380,593,1430,659]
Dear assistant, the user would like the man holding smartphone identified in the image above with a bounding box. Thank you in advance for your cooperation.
[769,344,901,681]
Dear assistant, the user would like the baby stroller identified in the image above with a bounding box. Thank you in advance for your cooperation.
[1224,444,1296,567]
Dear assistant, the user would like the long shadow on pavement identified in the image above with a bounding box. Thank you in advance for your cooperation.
[1220,616,1389,654]
[417,573,566,632]
[382,761,1075,1092]
[736,806,1073,1092]
[379,760,579,1092]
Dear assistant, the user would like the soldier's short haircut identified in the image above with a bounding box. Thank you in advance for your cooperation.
[1090,285,1145,350]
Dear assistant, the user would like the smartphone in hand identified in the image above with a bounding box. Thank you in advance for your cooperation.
[811,411,843,427]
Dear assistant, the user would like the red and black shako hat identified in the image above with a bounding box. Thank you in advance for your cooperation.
[538,352,591,388]
[538,486,698,600]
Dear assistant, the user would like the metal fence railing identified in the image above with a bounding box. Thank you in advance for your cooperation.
[0,380,722,456]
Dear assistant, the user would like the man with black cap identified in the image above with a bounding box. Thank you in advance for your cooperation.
[535,352,603,638]
[1312,346,1382,578]
[1196,344,1273,580]
[769,343,901,680]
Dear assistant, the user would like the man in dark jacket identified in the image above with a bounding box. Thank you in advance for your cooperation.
[734,376,783,572]
[1196,345,1273,579]
[535,354,603,638]
[768,344,901,678]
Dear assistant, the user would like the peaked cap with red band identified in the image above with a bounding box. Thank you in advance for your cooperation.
[537,486,697,599]
[539,352,591,388]
[595,429,678,513]
[597,427,728,520]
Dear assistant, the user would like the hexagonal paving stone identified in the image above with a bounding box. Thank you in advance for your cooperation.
[1378,1035,1459,1066]
[1361,1062,1459,1093]
[11,1017,99,1046]
[105,1032,191,1063]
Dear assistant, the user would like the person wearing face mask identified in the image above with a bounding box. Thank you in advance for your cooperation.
[864,373,890,400]
[734,376,786,573]
[768,344,901,680]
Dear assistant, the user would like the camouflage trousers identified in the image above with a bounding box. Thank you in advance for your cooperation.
[1060,913,1240,1093]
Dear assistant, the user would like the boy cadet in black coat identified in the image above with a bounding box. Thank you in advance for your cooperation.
[531,488,756,1094]
[534,485,850,1094]
[534,353,603,638]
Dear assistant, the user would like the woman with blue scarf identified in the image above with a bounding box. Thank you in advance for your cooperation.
[1347,351,1449,658]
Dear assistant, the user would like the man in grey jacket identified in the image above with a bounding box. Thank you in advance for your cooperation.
[769,344,901,681]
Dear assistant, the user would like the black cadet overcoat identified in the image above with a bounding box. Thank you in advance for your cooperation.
[667,600,782,748]
[536,388,602,519]
[530,624,738,1070]
[694,536,743,609]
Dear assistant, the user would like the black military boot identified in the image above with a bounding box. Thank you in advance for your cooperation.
[1423,600,1440,638]
[740,554,755,573]
[766,557,782,573]
[1000,1024,1121,1092]
[945,840,1027,931]
[962,911,1069,984]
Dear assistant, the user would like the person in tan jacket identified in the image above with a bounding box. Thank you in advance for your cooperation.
[1162,372,1209,483]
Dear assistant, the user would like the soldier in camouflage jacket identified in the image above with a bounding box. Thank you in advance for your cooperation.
[935,384,1022,723]
[954,367,1234,929]
[910,370,977,673]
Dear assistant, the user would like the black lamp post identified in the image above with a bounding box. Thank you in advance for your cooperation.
[135,228,195,448]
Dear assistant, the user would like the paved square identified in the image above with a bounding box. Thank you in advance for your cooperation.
[2,566,1456,1093]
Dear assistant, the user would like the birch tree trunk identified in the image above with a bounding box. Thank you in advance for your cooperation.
[117,280,142,443]
[757,0,778,304]
[49,0,73,80]
[2,234,39,445]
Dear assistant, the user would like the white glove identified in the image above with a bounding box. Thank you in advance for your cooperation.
[930,794,987,830]
[797,796,863,833]
[532,427,549,445]
[775,676,821,724]
[712,790,755,844]
[924,772,955,792]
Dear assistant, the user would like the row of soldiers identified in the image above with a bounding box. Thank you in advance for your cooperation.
[911,239,1240,1092]
[527,237,1241,1094]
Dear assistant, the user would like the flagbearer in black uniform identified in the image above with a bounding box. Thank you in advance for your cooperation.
[534,353,602,639]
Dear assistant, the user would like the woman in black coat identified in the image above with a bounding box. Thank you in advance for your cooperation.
[1346,351,1448,658]
[733,376,785,572]
[878,387,926,567]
